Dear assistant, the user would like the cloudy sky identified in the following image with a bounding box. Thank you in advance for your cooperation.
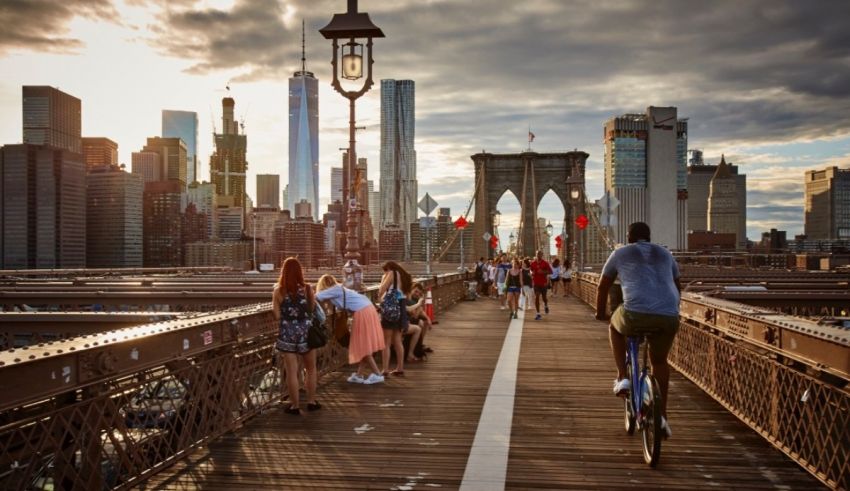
[1,0,848,245]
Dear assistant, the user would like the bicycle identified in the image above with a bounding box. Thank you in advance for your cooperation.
[622,335,663,467]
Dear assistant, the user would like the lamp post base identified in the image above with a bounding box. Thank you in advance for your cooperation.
[343,258,363,291]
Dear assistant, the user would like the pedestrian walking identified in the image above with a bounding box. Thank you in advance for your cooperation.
[530,250,553,320]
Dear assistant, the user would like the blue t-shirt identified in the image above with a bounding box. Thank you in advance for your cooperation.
[601,241,680,316]
[315,284,375,313]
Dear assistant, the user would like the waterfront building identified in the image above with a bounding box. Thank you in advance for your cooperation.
[603,107,688,249]
[142,180,183,267]
[805,166,850,240]
[86,165,143,267]
[22,86,81,154]
[0,144,86,268]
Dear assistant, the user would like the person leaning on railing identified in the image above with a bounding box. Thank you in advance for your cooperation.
[272,257,323,415]
[315,274,386,385]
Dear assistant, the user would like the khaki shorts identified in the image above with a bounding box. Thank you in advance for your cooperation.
[610,306,679,360]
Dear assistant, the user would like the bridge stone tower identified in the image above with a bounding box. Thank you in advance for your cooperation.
[472,151,588,260]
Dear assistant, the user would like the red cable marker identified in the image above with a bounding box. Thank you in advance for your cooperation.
[575,214,589,230]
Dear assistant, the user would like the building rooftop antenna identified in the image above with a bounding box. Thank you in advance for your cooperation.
[301,19,307,74]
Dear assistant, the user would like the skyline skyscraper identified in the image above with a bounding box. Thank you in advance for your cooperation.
[162,110,199,187]
[379,79,417,232]
[288,24,319,220]
[210,96,248,223]
[804,166,850,240]
[81,137,118,171]
[143,180,183,266]
[603,107,688,249]
[707,156,743,248]
[1,144,86,268]
[330,166,343,203]
[86,165,143,267]
[141,137,187,187]
[688,155,747,249]
[256,174,280,209]
[22,86,82,154]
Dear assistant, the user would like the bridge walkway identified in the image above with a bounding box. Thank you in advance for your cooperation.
[146,294,821,490]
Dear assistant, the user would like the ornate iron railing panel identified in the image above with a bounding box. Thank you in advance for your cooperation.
[0,273,470,490]
[572,273,849,490]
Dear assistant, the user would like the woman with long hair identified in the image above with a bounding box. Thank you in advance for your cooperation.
[378,261,412,376]
[505,258,522,319]
[315,274,385,384]
[272,257,320,415]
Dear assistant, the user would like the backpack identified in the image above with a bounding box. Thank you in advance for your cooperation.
[474,262,484,280]
[380,274,403,323]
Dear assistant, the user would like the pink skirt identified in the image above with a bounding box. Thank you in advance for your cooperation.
[348,307,386,364]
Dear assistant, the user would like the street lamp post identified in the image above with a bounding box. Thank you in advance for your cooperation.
[492,210,501,253]
[252,212,257,270]
[545,221,553,256]
[320,0,384,291]
[569,187,582,270]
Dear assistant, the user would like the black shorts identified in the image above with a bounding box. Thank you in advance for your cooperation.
[534,285,548,295]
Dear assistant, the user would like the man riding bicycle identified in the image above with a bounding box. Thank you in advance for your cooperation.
[595,222,681,438]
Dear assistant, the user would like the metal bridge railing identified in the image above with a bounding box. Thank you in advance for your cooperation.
[571,272,849,491]
[0,273,470,490]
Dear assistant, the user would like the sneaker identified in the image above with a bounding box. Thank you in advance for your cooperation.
[513,312,518,319]
[661,417,672,439]
[500,305,507,310]
[347,373,366,384]
[612,378,631,396]
[363,373,385,385]
[534,313,542,320]
[544,305,549,314]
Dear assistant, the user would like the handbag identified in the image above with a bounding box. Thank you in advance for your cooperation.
[380,274,403,324]
[307,304,328,349]
[333,287,351,347]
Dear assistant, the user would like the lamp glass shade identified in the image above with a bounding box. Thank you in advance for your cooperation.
[342,52,363,80]
[493,211,501,227]
[570,189,580,200]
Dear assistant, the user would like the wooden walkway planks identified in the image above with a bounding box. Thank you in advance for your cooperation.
[146,295,823,490]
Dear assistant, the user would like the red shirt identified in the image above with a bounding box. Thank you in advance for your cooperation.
[530,259,552,287]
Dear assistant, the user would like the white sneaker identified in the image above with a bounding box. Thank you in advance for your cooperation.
[500,305,507,310]
[612,378,631,396]
[661,417,672,439]
[363,373,385,385]
[347,372,366,384]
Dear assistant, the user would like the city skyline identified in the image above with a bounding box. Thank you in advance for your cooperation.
[0,1,849,241]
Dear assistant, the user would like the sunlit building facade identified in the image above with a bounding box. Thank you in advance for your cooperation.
[162,110,198,186]
[288,68,319,219]
[380,80,417,232]
[603,107,688,249]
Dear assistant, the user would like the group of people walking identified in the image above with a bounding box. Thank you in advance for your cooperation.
[475,251,573,320]
[272,258,434,415]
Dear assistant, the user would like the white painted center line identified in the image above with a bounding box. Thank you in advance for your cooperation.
[460,309,525,491]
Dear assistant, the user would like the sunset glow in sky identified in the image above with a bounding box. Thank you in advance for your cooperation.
[1,0,848,244]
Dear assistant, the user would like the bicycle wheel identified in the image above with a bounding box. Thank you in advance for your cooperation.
[640,375,663,467]
[623,358,636,435]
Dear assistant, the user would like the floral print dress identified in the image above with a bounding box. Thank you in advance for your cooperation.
[275,286,311,354]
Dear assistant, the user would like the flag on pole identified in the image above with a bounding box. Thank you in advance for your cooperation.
[528,131,535,142]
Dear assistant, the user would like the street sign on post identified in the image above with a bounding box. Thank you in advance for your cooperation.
[482,232,492,241]
[418,193,438,216]
[418,193,439,276]
[419,216,437,229]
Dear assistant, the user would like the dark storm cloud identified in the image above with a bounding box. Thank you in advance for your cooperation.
[0,0,118,54]
[145,0,297,81]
